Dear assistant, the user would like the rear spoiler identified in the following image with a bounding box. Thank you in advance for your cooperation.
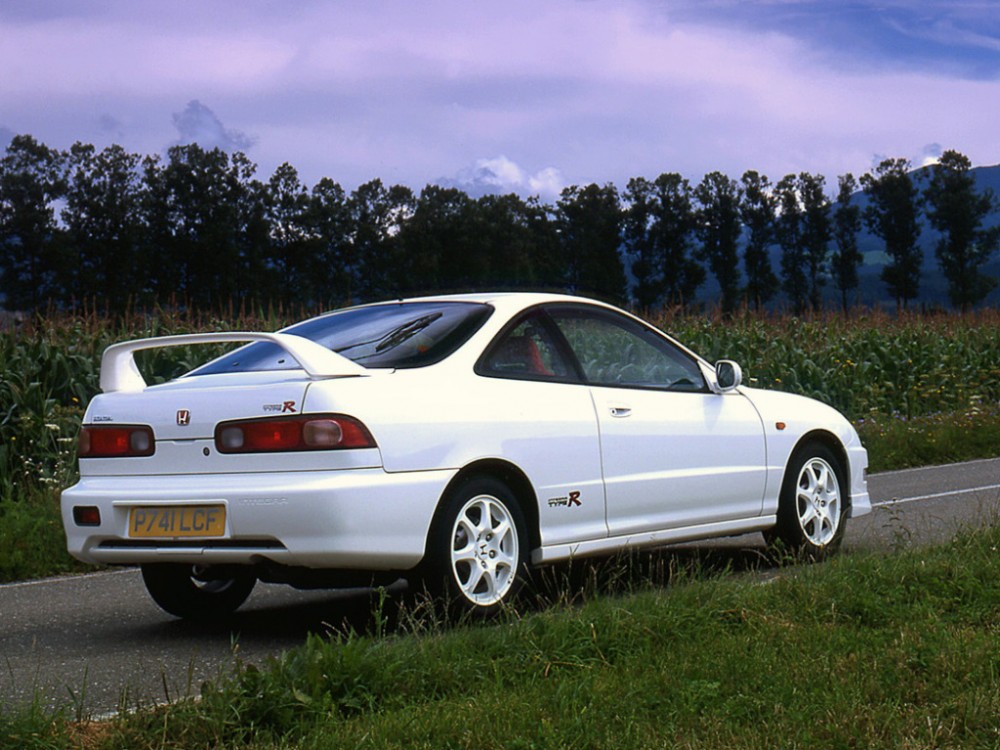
[100,332,368,393]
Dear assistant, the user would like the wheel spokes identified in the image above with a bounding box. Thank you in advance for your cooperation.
[449,493,520,607]
[795,457,841,546]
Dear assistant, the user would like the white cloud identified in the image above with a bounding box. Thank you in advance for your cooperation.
[438,156,565,200]
[920,143,944,167]
[529,168,565,198]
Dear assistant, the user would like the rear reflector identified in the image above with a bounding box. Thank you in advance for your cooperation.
[214,414,376,454]
[78,425,155,458]
[73,506,102,526]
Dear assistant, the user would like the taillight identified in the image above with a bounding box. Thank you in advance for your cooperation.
[214,414,376,454]
[78,425,155,458]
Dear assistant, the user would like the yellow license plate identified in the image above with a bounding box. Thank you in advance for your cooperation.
[128,505,226,538]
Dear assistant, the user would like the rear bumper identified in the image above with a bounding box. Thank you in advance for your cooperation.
[61,468,455,571]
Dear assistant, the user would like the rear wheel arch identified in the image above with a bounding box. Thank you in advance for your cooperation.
[418,462,536,617]
[435,459,540,550]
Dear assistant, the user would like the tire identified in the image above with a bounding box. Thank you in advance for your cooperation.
[422,475,530,618]
[766,441,847,560]
[140,563,256,620]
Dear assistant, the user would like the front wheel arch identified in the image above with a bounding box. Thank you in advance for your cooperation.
[766,437,849,559]
[784,430,852,516]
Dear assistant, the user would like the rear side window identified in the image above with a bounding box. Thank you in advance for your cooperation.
[192,302,492,375]
[478,314,574,381]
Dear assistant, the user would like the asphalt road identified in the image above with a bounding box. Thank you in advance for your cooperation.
[2,457,998,715]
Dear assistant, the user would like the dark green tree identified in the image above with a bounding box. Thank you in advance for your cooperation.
[739,170,778,311]
[555,183,626,305]
[798,172,832,312]
[861,158,923,310]
[399,186,479,293]
[264,163,314,305]
[623,174,702,309]
[694,172,742,315]
[221,151,263,309]
[471,193,551,289]
[234,170,271,309]
[143,145,253,309]
[622,177,660,308]
[923,149,1000,310]
[0,135,66,310]
[62,143,145,313]
[520,197,563,290]
[831,173,863,313]
[775,174,808,315]
[349,179,415,300]
[307,178,353,305]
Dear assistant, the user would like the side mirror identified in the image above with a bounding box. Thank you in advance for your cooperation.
[714,360,742,392]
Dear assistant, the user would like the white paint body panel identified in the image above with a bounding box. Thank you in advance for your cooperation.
[593,387,768,535]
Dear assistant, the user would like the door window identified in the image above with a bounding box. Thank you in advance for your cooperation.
[549,307,705,391]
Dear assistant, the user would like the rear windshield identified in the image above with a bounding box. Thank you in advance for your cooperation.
[191,301,493,375]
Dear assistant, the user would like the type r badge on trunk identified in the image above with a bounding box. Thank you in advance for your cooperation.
[177,409,191,426]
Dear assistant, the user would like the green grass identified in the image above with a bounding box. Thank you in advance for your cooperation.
[0,703,72,750]
[6,523,999,749]
[0,491,89,581]
[859,405,1000,472]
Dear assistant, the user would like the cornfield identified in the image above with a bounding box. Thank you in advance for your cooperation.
[3,306,1000,501]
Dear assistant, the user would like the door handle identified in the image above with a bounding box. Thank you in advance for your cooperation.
[610,406,632,418]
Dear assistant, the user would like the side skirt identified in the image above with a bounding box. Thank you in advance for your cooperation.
[531,515,777,566]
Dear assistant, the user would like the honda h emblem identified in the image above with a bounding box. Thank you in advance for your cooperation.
[176,409,191,426]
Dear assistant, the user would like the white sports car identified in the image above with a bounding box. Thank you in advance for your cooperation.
[62,293,870,619]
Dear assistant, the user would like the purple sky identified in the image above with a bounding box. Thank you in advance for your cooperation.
[2,0,998,200]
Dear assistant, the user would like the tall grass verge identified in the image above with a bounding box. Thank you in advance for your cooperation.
[0,700,70,750]
[858,404,1000,471]
[0,490,86,580]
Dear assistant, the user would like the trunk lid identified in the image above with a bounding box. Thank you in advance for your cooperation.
[85,371,312,441]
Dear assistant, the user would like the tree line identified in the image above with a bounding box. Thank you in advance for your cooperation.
[1,134,997,316]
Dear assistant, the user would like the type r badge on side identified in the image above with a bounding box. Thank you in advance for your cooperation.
[547,491,582,509]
